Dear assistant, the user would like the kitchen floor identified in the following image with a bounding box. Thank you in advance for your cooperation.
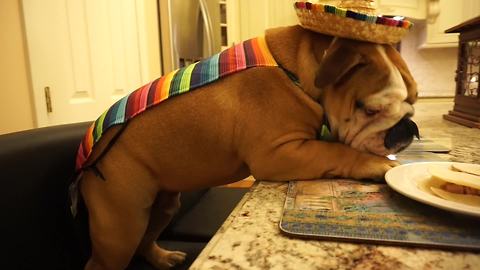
[225,97,470,188]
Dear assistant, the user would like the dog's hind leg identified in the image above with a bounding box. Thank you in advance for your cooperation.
[80,169,156,270]
[136,191,186,269]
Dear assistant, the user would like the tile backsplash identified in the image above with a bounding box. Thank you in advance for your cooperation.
[400,21,458,97]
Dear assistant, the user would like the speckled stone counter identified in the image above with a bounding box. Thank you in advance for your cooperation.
[190,100,480,270]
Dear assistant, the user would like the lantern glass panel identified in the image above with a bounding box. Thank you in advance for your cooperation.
[462,39,480,97]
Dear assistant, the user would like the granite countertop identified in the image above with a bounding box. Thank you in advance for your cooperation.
[190,100,480,269]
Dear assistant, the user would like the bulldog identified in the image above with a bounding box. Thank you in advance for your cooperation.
[77,25,418,270]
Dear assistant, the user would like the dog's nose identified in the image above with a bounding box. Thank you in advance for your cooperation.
[384,117,419,151]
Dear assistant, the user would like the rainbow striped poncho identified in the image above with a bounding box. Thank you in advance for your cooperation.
[75,37,278,171]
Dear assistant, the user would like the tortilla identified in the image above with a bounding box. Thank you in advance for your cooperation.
[417,177,445,195]
[452,163,480,177]
[430,187,480,207]
[428,165,480,190]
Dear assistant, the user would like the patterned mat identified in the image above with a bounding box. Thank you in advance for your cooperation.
[280,180,480,250]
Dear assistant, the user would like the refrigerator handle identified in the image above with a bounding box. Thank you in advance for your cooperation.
[199,0,215,55]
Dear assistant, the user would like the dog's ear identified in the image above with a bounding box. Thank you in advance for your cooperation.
[315,38,365,89]
[384,45,418,103]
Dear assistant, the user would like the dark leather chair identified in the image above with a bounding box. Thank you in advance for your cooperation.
[0,122,247,270]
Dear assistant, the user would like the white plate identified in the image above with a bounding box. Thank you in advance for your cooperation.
[385,161,480,218]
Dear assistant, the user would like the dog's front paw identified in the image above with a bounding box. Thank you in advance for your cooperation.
[350,154,399,181]
[143,244,186,269]
[161,250,187,268]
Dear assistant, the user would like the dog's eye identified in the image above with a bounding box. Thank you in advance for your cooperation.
[355,100,364,108]
[365,108,380,116]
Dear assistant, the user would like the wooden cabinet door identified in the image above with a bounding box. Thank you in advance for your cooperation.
[235,0,298,41]
[423,0,480,48]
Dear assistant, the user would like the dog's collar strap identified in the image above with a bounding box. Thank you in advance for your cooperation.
[279,65,333,141]
[75,37,278,171]
[280,66,301,88]
[319,118,333,141]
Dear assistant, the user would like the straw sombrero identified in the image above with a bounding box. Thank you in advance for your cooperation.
[294,0,413,44]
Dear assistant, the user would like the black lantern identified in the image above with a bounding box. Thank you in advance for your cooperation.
[443,16,480,128]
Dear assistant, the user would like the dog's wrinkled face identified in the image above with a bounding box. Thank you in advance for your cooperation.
[315,38,419,156]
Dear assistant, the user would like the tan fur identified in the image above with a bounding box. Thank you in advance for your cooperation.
[80,25,417,270]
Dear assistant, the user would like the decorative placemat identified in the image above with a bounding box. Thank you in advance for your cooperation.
[395,151,446,164]
[403,138,451,153]
[280,180,480,250]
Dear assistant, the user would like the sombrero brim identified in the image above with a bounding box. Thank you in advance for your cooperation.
[294,2,413,44]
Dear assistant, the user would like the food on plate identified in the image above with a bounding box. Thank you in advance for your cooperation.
[452,163,480,176]
[425,164,480,207]
[430,187,480,206]
[428,165,480,190]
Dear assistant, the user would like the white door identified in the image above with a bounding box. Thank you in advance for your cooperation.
[22,0,160,127]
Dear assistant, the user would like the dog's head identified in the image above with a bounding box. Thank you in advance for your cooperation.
[315,37,419,156]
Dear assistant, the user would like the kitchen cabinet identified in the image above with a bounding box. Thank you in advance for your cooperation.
[225,0,298,43]
[420,0,464,48]
[223,0,240,48]
[378,0,426,19]
[225,0,479,49]
[379,0,479,48]
[421,0,480,48]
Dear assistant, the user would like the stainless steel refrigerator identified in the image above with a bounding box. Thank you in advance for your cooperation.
[158,0,222,73]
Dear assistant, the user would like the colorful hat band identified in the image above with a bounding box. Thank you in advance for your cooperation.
[294,2,412,30]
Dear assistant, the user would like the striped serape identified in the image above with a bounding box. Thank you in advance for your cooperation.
[75,37,278,171]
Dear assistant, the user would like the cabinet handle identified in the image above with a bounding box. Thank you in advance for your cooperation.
[44,87,53,113]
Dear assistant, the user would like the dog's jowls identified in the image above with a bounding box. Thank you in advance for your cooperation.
[79,25,418,269]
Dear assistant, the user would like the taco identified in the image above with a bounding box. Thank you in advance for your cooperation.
[427,165,480,207]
